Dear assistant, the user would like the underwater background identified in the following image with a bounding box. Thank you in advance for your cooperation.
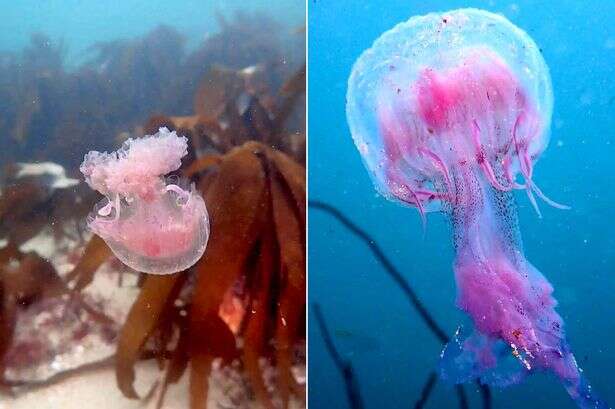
[0,0,304,168]
[1,1,305,408]
[309,1,614,408]
[2,0,304,65]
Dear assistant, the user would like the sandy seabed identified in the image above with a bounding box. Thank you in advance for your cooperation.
[4,361,306,409]
[1,229,305,409]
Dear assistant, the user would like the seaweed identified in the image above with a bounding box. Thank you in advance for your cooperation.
[312,303,365,409]
[0,11,304,170]
[155,60,305,165]
[163,142,304,409]
[0,165,95,246]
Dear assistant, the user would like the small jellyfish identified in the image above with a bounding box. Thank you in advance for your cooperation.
[80,127,209,275]
[347,9,608,409]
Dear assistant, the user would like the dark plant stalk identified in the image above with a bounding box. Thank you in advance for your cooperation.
[1,350,172,394]
[456,384,469,409]
[312,303,365,409]
[479,383,492,409]
[309,201,447,342]
[1,356,115,391]
[413,372,437,409]
[310,200,492,409]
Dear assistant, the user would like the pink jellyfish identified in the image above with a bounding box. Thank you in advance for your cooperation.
[80,127,209,275]
[346,9,608,409]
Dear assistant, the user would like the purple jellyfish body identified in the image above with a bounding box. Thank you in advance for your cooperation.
[346,9,608,408]
[80,127,209,275]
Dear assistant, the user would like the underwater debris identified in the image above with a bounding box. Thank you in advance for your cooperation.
[309,201,447,343]
[413,372,438,409]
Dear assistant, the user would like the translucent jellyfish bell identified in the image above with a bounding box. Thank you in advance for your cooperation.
[80,128,209,275]
[347,8,554,215]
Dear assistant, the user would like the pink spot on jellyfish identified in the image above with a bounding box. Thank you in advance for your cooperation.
[347,9,608,409]
[80,127,209,275]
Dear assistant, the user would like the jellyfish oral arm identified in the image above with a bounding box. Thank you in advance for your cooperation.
[443,169,606,408]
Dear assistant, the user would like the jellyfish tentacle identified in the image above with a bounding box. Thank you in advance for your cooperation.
[529,181,570,210]
[501,155,526,190]
[407,184,427,228]
[97,199,114,217]
[113,194,121,221]
[417,147,454,198]
[511,114,543,217]
[399,182,427,227]
[525,185,543,218]
[165,184,186,196]
[471,120,515,192]
[387,165,428,227]
[165,183,192,206]
[513,114,570,211]
[511,114,529,177]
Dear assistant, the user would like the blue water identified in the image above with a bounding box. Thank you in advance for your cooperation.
[309,1,615,408]
[2,0,304,66]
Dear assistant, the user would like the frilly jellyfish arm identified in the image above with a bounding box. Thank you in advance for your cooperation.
[80,127,210,275]
[347,9,608,409]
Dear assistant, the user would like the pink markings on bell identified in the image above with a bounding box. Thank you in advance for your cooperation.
[80,127,209,275]
[379,47,568,217]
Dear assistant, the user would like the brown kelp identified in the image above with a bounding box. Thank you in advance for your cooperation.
[183,141,305,409]
[0,163,94,246]
[146,60,306,165]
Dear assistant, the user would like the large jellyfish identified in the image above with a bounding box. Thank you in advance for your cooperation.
[80,127,209,275]
[346,9,608,408]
